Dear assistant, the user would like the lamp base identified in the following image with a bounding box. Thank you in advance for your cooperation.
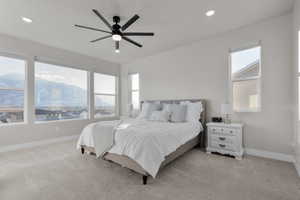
[224,115,231,124]
[224,119,231,124]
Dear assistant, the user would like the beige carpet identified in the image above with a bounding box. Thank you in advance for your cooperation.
[1,140,300,200]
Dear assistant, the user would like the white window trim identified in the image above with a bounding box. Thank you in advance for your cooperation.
[115,76,119,116]
[33,59,90,123]
[0,53,120,126]
[228,43,262,113]
[296,30,300,122]
[0,53,28,126]
[93,72,119,119]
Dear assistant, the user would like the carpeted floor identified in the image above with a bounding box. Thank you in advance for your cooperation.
[1,140,300,200]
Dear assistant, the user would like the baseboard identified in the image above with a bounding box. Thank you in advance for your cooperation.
[0,135,78,153]
[245,148,295,163]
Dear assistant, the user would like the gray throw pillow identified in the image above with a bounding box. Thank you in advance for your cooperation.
[170,104,187,122]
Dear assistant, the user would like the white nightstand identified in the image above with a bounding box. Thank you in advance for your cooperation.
[206,122,244,160]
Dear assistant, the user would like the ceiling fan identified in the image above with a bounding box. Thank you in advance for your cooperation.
[74,9,154,53]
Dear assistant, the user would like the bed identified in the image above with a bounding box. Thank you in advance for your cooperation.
[78,99,206,184]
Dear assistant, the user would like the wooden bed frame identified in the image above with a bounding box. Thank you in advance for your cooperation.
[80,99,206,185]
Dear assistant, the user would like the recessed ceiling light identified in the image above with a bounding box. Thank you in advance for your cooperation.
[206,10,215,17]
[21,17,32,23]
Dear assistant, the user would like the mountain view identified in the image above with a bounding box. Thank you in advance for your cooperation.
[0,73,114,123]
[0,73,88,107]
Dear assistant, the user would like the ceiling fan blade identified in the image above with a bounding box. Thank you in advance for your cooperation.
[122,36,142,48]
[92,9,112,30]
[121,15,140,31]
[123,32,154,36]
[90,35,111,43]
[74,24,111,34]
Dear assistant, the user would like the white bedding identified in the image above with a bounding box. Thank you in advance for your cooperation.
[77,120,122,156]
[77,119,202,178]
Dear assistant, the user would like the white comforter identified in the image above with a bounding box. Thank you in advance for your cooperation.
[77,119,202,178]
[77,120,122,156]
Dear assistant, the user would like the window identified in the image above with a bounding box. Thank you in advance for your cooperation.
[230,46,261,112]
[0,55,26,124]
[35,62,88,121]
[130,73,140,110]
[94,73,117,118]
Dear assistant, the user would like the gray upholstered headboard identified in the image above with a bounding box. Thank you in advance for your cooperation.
[140,99,206,126]
[141,99,207,149]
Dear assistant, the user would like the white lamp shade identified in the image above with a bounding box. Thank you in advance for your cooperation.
[221,104,232,115]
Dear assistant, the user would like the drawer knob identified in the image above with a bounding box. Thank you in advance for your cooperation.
[230,130,233,133]
[219,144,226,148]
[219,137,226,141]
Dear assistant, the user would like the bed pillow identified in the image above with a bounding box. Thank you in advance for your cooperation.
[162,103,173,112]
[170,104,187,122]
[149,110,170,122]
[180,101,203,122]
[137,102,161,119]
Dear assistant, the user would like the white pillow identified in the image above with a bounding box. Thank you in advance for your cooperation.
[180,101,203,122]
[137,102,161,119]
[170,104,187,122]
[149,110,170,122]
[162,103,172,112]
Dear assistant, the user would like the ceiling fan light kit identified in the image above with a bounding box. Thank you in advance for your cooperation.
[75,9,154,53]
[112,34,122,41]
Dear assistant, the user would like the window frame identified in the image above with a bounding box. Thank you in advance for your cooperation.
[34,59,90,123]
[0,53,28,126]
[229,43,262,113]
[93,72,118,119]
[298,31,300,120]
[129,73,140,111]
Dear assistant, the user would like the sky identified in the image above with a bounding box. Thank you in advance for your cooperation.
[94,73,116,94]
[1,47,259,88]
[0,57,115,92]
[35,62,87,90]
[231,46,260,73]
[131,74,139,90]
[0,56,25,75]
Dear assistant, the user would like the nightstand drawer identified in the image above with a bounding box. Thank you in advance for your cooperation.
[211,141,237,152]
[209,127,236,135]
[210,134,236,144]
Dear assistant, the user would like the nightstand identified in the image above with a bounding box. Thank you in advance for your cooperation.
[206,122,244,160]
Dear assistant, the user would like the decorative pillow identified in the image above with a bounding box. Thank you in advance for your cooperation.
[137,102,161,119]
[162,103,173,112]
[149,110,170,122]
[180,101,203,122]
[170,104,187,122]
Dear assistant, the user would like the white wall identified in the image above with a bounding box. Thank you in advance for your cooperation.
[121,14,293,155]
[0,33,120,148]
[293,1,300,174]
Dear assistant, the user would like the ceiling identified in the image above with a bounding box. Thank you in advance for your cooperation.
[0,0,294,64]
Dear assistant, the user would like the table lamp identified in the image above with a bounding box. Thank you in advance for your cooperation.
[221,103,232,124]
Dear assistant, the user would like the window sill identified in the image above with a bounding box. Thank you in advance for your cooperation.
[0,122,27,127]
[234,108,261,113]
[0,116,120,127]
[34,118,90,124]
[94,115,119,120]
